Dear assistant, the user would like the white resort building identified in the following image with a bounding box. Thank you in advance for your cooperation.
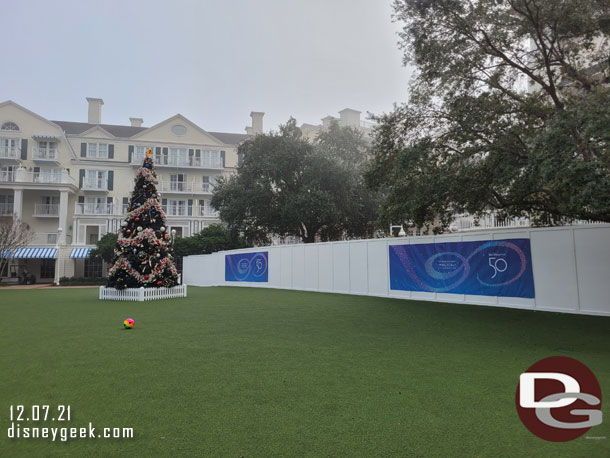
[0,98,260,283]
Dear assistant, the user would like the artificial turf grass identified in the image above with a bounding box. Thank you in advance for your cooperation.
[0,286,608,458]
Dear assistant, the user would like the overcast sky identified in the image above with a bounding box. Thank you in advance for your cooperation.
[1,0,412,134]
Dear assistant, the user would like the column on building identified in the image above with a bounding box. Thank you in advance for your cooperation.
[13,189,23,220]
[58,191,68,244]
[55,190,70,285]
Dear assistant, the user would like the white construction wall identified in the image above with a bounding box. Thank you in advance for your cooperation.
[183,225,610,316]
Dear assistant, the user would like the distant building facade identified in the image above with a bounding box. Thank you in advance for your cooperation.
[299,108,376,141]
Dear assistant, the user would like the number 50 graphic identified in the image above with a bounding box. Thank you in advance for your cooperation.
[488,256,508,279]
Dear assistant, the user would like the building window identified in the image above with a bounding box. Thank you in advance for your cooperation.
[169,174,186,191]
[155,148,169,165]
[169,148,188,166]
[84,258,103,278]
[40,259,55,278]
[35,168,62,183]
[85,170,107,189]
[202,175,216,192]
[85,196,107,214]
[134,145,147,162]
[37,196,59,216]
[190,149,201,167]
[202,150,221,168]
[0,166,15,182]
[0,194,13,215]
[1,138,19,157]
[87,142,108,158]
[37,141,57,158]
[1,121,19,131]
[167,199,187,216]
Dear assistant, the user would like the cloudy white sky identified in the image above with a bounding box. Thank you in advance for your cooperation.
[1,0,412,134]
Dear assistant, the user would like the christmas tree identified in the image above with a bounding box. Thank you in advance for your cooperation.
[107,148,179,289]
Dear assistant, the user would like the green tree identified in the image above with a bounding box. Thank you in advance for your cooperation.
[314,119,370,166]
[314,120,382,238]
[212,118,379,243]
[173,224,251,257]
[90,232,118,264]
[367,0,610,229]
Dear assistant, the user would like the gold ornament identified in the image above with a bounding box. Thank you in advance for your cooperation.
[146,147,153,158]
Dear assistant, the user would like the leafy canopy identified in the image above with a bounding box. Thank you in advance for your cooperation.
[212,119,380,243]
[367,0,610,228]
[90,232,117,264]
[173,224,251,257]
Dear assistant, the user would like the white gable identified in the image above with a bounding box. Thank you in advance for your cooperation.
[0,100,64,137]
[78,125,116,139]
[131,114,224,146]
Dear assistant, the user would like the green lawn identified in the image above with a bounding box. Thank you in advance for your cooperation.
[1,286,609,458]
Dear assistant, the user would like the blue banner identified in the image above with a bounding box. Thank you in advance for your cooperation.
[225,252,269,282]
[389,239,535,298]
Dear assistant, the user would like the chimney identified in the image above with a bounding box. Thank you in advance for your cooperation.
[338,108,361,128]
[249,111,264,135]
[321,115,337,129]
[86,97,104,124]
[129,117,143,127]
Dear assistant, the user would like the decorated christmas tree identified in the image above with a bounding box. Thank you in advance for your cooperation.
[107,148,179,289]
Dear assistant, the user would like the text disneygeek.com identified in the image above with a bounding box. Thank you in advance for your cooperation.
[7,405,133,442]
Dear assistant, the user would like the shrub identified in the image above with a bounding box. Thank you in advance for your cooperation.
[58,277,106,286]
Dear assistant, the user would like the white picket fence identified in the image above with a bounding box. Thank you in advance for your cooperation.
[99,284,188,301]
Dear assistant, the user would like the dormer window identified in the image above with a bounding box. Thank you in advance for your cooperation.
[1,121,19,131]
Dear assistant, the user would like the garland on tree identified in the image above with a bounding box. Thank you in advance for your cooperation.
[107,148,180,289]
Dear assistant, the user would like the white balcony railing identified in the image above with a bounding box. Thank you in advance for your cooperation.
[165,206,190,217]
[201,207,219,217]
[189,157,222,169]
[0,147,20,159]
[0,171,15,182]
[74,203,114,215]
[82,181,108,191]
[158,180,213,194]
[449,213,610,232]
[33,233,58,245]
[0,168,75,186]
[34,171,63,184]
[32,148,58,160]
[34,204,59,216]
[168,181,191,192]
[162,205,219,218]
[132,154,222,169]
[0,203,13,215]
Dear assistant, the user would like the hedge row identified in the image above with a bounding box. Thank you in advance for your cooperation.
[59,277,107,286]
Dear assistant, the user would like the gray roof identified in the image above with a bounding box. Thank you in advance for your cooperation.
[207,131,251,145]
[52,120,251,146]
[52,121,147,138]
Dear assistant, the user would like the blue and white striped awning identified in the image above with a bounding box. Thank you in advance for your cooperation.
[32,135,59,139]
[70,248,92,259]
[1,249,11,259]
[12,248,57,259]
